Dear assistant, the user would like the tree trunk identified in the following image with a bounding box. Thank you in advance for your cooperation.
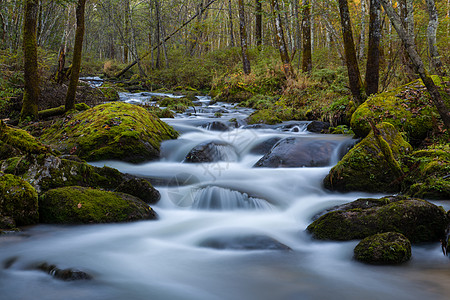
[301,0,312,73]
[399,0,416,81]
[271,0,295,79]
[338,0,366,104]
[293,0,301,69]
[65,0,86,112]
[155,0,161,68]
[425,0,445,76]
[255,0,262,49]
[365,0,381,95]
[358,0,366,59]
[380,0,450,129]
[0,0,5,49]
[228,0,235,47]
[124,0,130,63]
[238,0,251,74]
[21,0,40,122]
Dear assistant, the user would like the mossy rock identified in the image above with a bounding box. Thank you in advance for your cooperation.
[402,145,450,200]
[0,122,49,159]
[0,173,39,225]
[159,97,195,113]
[351,76,447,144]
[39,186,157,224]
[247,109,282,125]
[0,154,160,204]
[324,122,411,193]
[39,102,179,163]
[307,196,448,243]
[98,82,127,101]
[354,232,411,265]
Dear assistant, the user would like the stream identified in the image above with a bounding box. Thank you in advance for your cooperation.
[0,91,449,300]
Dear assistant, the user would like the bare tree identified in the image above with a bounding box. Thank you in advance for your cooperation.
[238,0,251,74]
[301,0,312,73]
[425,0,445,76]
[365,0,381,95]
[255,0,262,48]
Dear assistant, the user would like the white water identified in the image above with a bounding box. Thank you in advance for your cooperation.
[0,95,449,300]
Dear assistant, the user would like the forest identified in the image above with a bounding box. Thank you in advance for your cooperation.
[0,0,450,299]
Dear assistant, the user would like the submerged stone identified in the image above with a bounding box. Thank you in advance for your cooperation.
[39,102,179,163]
[324,122,411,193]
[39,186,157,224]
[199,234,291,251]
[184,140,238,163]
[307,196,448,243]
[36,262,92,281]
[354,232,411,265]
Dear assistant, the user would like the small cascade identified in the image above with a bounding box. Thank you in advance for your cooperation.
[191,186,274,210]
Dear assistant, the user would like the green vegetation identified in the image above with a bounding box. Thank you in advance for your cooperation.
[39,186,157,224]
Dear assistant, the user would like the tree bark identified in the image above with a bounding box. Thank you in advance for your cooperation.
[155,0,161,68]
[65,0,86,112]
[255,0,262,49]
[301,0,312,73]
[228,0,235,47]
[338,0,366,104]
[358,0,366,59]
[365,0,381,95]
[399,0,416,80]
[124,0,130,63]
[380,0,450,129]
[271,0,295,79]
[21,0,40,122]
[425,0,445,76]
[238,0,251,74]
[0,0,5,48]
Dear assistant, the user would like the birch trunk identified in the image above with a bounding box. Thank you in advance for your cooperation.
[228,0,235,47]
[425,0,445,76]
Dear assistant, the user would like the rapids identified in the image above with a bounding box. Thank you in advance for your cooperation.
[0,92,449,300]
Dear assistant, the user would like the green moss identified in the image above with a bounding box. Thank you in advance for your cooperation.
[0,121,48,155]
[354,232,411,265]
[324,122,411,193]
[39,102,179,163]
[247,109,282,125]
[98,82,126,101]
[39,186,157,224]
[0,173,38,225]
[159,97,195,113]
[307,197,448,243]
[351,76,447,144]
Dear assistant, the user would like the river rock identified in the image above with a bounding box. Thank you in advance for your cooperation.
[307,196,448,243]
[254,137,341,168]
[199,234,291,251]
[249,137,282,155]
[0,154,160,204]
[354,232,411,265]
[0,173,38,226]
[184,140,238,163]
[323,122,411,193]
[36,263,92,281]
[201,121,230,131]
[39,186,157,224]
[307,121,330,133]
[38,102,179,163]
[350,76,445,145]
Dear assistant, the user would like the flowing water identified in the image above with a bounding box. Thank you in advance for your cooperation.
[0,92,449,300]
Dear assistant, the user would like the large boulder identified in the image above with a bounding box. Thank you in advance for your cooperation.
[324,122,411,193]
[0,173,39,225]
[39,102,179,163]
[254,137,346,168]
[184,140,239,163]
[0,122,49,160]
[307,196,448,243]
[0,154,160,204]
[402,145,450,200]
[350,76,446,144]
[39,186,157,224]
[354,232,411,265]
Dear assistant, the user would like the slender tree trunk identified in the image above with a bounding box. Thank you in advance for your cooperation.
[0,0,5,49]
[365,0,381,95]
[255,0,262,49]
[124,0,130,63]
[238,0,251,74]
[228,0,235,47]
[358,0,366,59]
[399,0,415,80]
[36,0,42,46]
[65,0,86,112]
[155,0,161,68]
[381,0,450,129]
[293,0,301,69]
[338,0,366,104]
[271,0,295,79]
[425,0,445,76]
[21,0,40,121]
[301,0,312,73]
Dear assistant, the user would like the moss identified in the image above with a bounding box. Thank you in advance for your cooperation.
[159,97,195,113]
[0,122,49,156]
[351,76,447,145]
[0,173,38,225]
[247,109,282,125]
[39,102,179,163]
[39,186,157,224]
[354,232,411,265]
[307,197,448,243]
[98,82,126,101]
[324,122,411,193]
